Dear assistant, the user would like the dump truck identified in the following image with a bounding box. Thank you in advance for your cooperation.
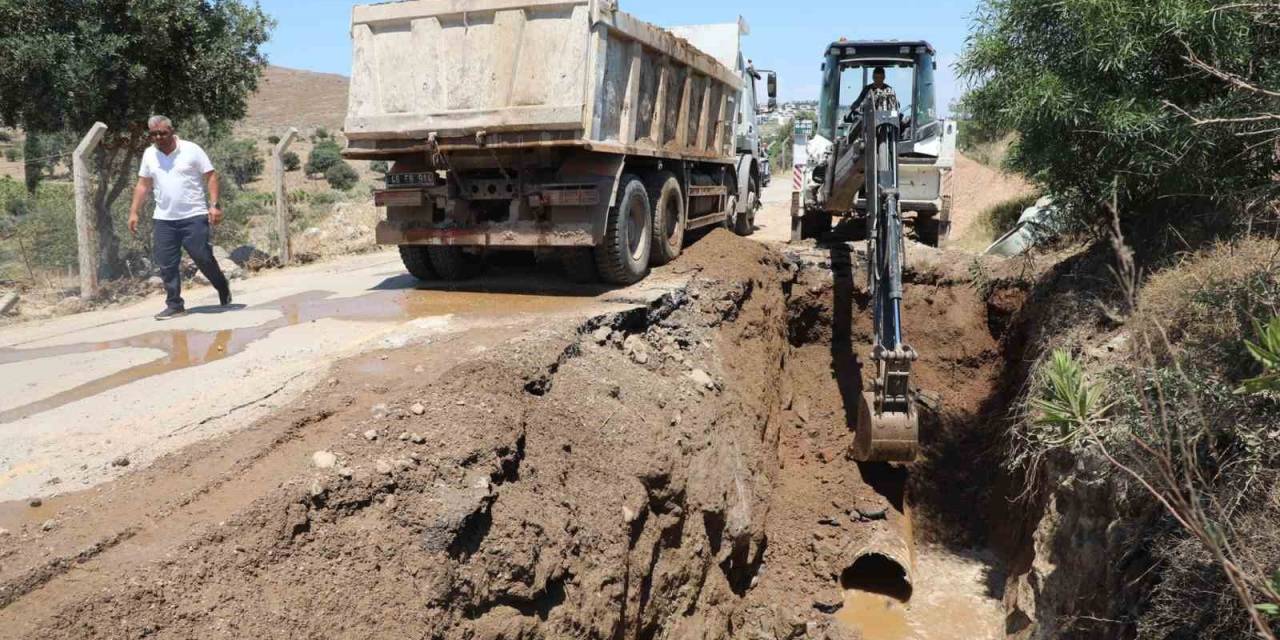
[343,0,777,285]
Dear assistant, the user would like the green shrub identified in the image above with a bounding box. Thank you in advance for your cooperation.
[312,127,330,142]
[10,184,78,270]
[369,160,389,174]
[0,130,11,143]
[1030,349,1111,446]
[305,140,342,176]
[3,147,18,162]
[960,1,1280,228]
[325,161,359,191]
[310,190,338,207]
[212,138,265,188]
[283,150,301,172]
[267,134,280,145]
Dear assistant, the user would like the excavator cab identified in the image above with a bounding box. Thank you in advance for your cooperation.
[806,40,956,246]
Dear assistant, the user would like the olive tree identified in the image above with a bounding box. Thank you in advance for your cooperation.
[0,0,274,278]
[960,1,1280,232]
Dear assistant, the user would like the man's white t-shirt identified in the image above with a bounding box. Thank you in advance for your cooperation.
[138,139,215,221]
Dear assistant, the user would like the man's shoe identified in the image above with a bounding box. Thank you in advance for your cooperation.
[218,288,233,307]
[155,307,187,321]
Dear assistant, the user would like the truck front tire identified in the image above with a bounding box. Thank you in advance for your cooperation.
[735,176,758,236]
[647,172,685,266]
[399,245,436,280]
[595,175,652,285]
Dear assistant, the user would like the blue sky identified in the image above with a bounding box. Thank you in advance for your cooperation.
[258,0,981,113]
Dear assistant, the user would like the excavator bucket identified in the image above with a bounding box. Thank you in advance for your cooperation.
[853,391,919,462]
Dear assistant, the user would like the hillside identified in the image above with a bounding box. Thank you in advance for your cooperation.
[240,65,350,136]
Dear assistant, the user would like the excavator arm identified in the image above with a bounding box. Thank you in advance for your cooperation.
[849,90,921,462]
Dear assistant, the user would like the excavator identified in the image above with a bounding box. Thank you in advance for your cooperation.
[797,41,957,462]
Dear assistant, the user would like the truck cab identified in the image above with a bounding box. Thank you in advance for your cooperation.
[668,18,777,229]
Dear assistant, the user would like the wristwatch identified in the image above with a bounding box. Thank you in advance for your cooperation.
[209,202,219,208]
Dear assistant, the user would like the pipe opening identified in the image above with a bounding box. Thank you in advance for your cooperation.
[841,553,913,602]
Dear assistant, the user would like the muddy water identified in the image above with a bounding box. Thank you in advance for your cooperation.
[836,590,912,638]
[836,549,1005,640]
[0,288,588,424]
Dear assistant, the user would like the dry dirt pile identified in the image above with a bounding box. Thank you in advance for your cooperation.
[0,231,1024,639]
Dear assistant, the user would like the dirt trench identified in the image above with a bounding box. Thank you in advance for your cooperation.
[0,231,1023,639]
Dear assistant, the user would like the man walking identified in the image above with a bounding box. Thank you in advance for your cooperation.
[128,115,232,320]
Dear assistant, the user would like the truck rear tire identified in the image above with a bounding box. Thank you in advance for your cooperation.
[647,172,685,266]
[428,246,481,281]
[399,245,436,280]
[595,175,652,285]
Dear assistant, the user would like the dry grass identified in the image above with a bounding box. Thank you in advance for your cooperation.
[1134,238,1280,380]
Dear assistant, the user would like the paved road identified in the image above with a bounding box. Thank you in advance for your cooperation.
[0,251,684,501]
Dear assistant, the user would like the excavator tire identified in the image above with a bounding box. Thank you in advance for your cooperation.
[915,215,941,247]
[800,211,832,240]
[852,391,920,462]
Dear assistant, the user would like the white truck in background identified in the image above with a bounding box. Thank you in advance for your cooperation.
[343,0,777,284]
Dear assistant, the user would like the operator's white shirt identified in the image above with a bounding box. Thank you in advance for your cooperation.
[138,139,215,221]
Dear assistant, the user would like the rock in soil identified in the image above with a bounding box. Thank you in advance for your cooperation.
[688,368,715,389]
[362,429,379,441]
[110,456,130,467]
[311,451,337,469]
[0,291,18,315]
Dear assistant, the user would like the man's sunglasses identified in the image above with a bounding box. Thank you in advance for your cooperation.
[148,130,174,138]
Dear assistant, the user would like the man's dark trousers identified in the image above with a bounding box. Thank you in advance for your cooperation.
[154,216,229,311]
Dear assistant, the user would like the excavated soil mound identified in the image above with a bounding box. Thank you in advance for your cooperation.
[0,231,1022,639]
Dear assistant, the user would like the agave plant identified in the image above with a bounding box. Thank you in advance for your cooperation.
[1031,349,1111,445]
[1236,316,1280,396]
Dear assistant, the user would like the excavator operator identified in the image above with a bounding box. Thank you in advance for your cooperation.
[852,66,893,110]
[843,67,896,132]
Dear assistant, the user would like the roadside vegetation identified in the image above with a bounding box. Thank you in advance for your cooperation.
[0,1,382,321]
[962,1,1280,637]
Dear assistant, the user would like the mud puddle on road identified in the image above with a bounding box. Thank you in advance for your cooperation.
[0,288,589,424]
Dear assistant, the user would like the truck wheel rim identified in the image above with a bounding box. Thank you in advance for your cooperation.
[663,195,680,244]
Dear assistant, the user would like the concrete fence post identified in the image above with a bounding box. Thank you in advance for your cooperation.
[272,127,299,265]
[73,122,108,299]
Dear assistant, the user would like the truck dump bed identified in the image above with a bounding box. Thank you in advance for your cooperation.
[344,0,742,163]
